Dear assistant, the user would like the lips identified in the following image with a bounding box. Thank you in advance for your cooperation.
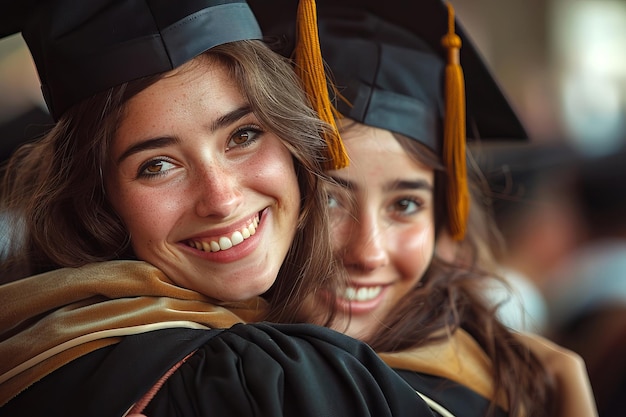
[186,213,259,252]
[333,283,388,315]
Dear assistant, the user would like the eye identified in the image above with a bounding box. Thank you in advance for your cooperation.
[390,197,422,216]
[227,125,263,149]
[137,159,177,178]
[327,193,339,209]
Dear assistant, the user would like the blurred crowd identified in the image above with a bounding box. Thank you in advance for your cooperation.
[478,140,626,417]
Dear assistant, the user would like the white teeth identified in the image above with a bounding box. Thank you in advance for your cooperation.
[189,215,259,253]
[341,286,383,302]
[231,231,244,246]
[218,236,233,250]
[345,287,357,300]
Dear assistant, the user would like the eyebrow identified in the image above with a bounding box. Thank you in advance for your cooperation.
[384,179,433,193]
[116,136,179,165]
[210,105,252,133]
[115,105,253,165]
[330,176,433,193]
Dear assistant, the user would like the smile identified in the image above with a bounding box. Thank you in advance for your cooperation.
[339,286,383,302]
[186,214,259,252]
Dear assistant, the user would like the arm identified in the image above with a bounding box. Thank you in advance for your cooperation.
[2,324,434,417]
[141,323,436,417]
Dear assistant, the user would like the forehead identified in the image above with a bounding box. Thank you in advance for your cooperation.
[110,58,246,158]
[121,58,237,119]
[334,121,434,185]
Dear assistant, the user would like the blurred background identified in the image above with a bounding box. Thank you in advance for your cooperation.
[1,0,625,415]
[461,3,626,416]
[456,0,626,153]
[458,4,626,417]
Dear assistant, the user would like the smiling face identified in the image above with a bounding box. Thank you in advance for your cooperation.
[325,121,436,340]
[105,56,300,302]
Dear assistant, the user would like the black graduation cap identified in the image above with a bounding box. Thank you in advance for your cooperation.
[249,0,527,240]
[250,0,527,148]
[0,0,262,121]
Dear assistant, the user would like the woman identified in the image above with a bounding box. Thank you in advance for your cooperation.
[0,1,436,416]
[322,120,596,417]
[251,0,598,416]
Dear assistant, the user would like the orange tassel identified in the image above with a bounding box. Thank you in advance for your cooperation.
[441,2,469,240]
[294,0,349,170]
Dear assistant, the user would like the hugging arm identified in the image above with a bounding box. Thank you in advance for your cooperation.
[140,323,435,417]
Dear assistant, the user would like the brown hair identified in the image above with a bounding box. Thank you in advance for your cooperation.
[0,40,340,323]
[362,134,555,417]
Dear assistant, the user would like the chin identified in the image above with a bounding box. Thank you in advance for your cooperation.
[328,317,368,341]
[225,281,275,302]
[348,326,373,342]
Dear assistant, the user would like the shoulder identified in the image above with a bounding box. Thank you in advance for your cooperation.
[4,324,436,417]
[143,323,434,416]
[396,370,508,417]
[1,327,213,417]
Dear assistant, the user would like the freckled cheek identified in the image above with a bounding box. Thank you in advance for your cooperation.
[114,189,187,243]
[394,226,435,280]
[244,148,299,203]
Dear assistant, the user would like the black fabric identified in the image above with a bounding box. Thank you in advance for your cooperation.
[1,323,437,417]
[249,0,528,152]
[396,370,509,417]
[0,0,262,120]
[0,327,222,417]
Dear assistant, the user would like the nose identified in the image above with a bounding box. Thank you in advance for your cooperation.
[341,211,388,272]
[194,163,243,218]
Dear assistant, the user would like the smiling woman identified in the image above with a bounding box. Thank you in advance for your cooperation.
[0,1,437,416]
[322,121,437,340]
[0,38,328,323]
[106,56,301,302]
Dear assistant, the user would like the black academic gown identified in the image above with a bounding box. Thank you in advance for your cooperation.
[396,371,508,417]
[1,323,436,417]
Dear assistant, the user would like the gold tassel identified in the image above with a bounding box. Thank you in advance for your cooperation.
[294,0,349,170]
[441,2,469,240]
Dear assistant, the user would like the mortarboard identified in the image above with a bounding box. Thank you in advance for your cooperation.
[250,0,527,144]
[0,0,262,121]
[249,0,528,239]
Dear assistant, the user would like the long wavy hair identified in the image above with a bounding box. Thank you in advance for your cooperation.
[0,40,341,323]
[360,134,556,417]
